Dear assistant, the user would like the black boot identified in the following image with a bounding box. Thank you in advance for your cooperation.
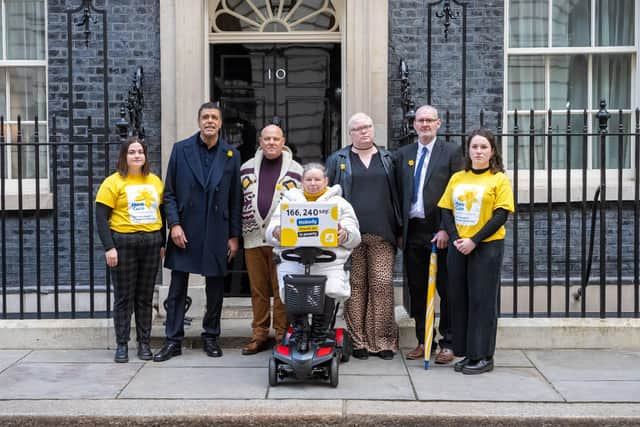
[114,343,128,363]
[311,297,335,345]
[137,342,153,361]
[290,316,309,353]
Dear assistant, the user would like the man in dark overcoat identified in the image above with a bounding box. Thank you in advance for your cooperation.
[395,105,462,363]
[154,102,241,362]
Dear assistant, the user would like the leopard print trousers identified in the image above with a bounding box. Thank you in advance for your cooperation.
[344,233,398,353]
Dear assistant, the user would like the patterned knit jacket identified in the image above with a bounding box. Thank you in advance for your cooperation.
[240,146,303,249]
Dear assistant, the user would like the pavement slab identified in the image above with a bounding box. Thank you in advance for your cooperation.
[401,349,532,369]
[0,362,141,399]
[492,349,533,367]
[268,373,415,400]
[145,348,271,368]
[339,354,407,375]
[526,350,640,381]
[554,380,640,402]
[21,349,118,364]
[0,350,30,372]
[409,367,564,402]
[120,366,267,399]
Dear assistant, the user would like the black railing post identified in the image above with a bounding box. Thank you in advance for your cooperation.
[563,108,571,317]
[616,110,624,317]
[512,110,519,317]
[0,116,6,319]
[635,108,639,318]
[35,116,42,318]
[17,116,24,317]
[52,115,60,317]
[69,126,76,318]
[88,116,95,318]
[528,110,535,317]
[496,111,503,318]
[596,99,610,319]
[546,109,552,316]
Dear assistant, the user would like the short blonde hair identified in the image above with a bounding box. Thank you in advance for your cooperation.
[347,112,373,131]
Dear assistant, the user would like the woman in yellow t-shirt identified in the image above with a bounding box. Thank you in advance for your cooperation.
[95,137,165,363]
[437,128,514,375]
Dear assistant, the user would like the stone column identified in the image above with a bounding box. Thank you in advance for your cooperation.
[158,0,208,317]
[344,0,388,147]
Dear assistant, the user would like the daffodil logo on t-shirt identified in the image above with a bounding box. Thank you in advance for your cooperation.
[452,184,485,226]
[126,185,159,224]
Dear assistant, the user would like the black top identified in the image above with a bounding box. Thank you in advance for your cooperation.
[349,151,396,245]
[257,156,282,219]
[197,137,219,181]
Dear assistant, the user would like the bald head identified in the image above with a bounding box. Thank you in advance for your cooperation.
[260,124,286,160]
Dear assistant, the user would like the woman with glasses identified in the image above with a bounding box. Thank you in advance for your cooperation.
[325,112,402,360]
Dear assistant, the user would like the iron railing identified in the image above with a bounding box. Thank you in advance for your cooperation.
[1,102,639,319]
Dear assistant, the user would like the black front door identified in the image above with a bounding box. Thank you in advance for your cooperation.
[211,43,341,296]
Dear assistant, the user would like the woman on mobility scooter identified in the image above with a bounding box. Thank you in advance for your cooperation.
[266,163,361,385]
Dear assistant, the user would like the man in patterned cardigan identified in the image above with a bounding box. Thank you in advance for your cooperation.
[240,124,303,355]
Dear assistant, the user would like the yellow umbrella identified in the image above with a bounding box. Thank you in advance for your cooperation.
[424,242,438,369]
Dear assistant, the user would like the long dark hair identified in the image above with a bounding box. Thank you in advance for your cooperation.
[463,128,504,173]
[116,137,150,177]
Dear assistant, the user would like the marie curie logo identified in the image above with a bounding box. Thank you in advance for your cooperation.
[126,185,158,224]
[452,184,485,226]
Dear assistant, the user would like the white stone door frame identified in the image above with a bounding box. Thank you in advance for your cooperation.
[158,0,388,290]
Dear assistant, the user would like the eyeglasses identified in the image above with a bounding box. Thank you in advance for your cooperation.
[350,124,373,133]
[415,118,439,124]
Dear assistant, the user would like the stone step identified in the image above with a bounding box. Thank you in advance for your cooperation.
[1,400,638,426]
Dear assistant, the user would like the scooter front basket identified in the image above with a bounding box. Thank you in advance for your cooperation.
[283,274,326,315]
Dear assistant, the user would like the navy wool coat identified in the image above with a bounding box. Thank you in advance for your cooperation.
[163,132,242,277]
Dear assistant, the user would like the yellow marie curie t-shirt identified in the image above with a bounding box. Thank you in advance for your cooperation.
[438,169,515,242]
[95,172,164,233]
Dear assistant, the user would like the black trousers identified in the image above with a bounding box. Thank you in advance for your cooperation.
[405,219,451,350]
[164,271,225,343]
[110,231,163,345]
[447,239,504,360]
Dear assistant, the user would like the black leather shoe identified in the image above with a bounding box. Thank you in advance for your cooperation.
[378,350,394,360]
[203,338,223,358]
[114,343,128,363]
[462,358,494,375]
[153,342,182,362]
[352,348,369,360]
[454,357,470,372]
[137,342,153,361]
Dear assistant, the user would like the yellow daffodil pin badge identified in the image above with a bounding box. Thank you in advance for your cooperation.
[408,160,415,167]
[227,150,233,157]
[340,164,346,170]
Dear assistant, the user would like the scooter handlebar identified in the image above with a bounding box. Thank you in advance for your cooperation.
[281,247,337,264]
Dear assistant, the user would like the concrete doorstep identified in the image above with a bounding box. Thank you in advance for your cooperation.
[1,306,640,350]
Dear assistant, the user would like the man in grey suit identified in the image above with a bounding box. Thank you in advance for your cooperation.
[395,105,462,363]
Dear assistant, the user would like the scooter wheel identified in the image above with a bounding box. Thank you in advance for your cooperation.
[268,357,278,387]
[341,331,352,363]
[329,356,339,388]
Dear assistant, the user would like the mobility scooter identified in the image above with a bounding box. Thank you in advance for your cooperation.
[268,246,352,387]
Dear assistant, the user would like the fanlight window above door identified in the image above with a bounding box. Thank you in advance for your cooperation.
[211,0,339,32]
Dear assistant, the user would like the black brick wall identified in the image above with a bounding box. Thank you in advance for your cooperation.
[388,0,504,148]
[1,0,161,305]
